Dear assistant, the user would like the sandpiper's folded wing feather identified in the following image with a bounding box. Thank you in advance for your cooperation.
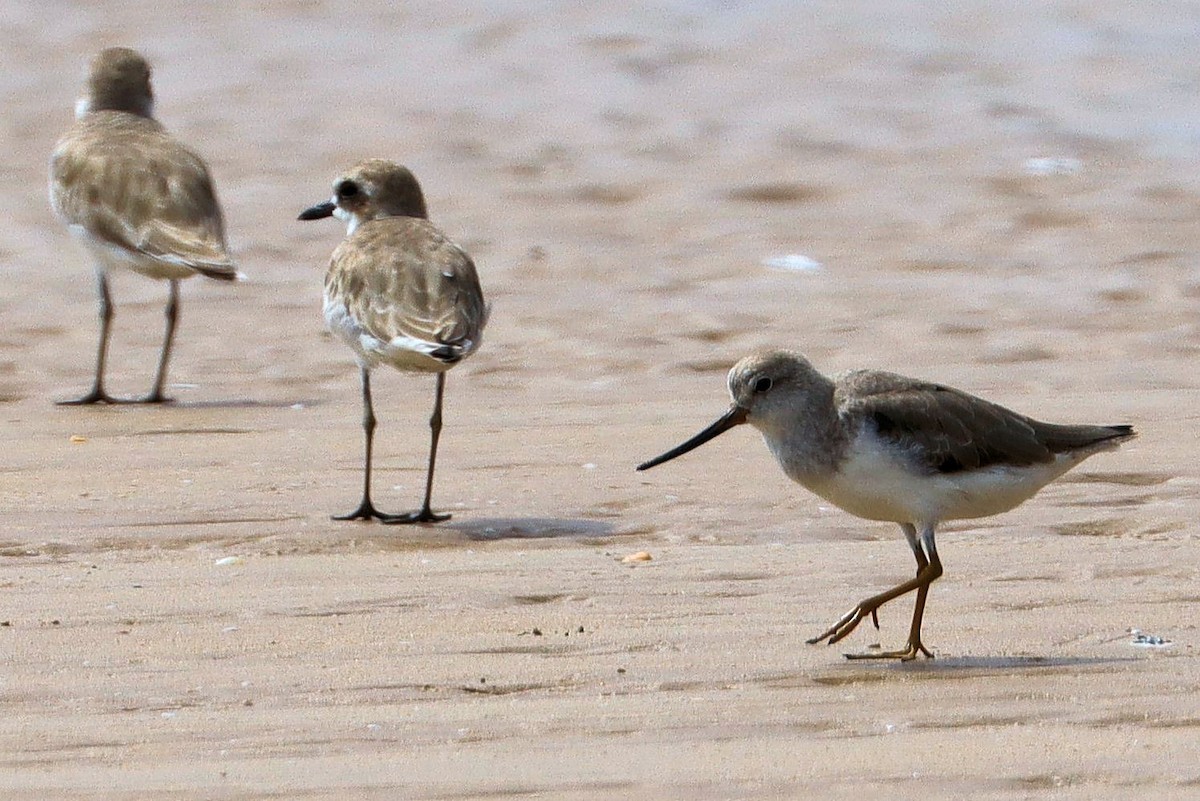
[327,217,488,362]
[837,370,1130,473]
[50,112,237,280]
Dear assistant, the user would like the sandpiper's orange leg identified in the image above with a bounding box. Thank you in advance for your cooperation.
[809,523,942,660]
[844,562,940,661]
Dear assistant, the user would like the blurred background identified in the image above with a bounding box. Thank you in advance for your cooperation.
[3,4,1199,796]
[5,1,1199,404]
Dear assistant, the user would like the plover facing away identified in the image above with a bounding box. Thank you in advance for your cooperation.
[300,160,487,523]
[50,47,239,404]
[638,351,1135,660]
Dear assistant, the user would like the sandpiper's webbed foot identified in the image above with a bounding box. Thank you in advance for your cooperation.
[379,509,451,525]
[58,389,130,405]
[844,639,934,662]
[806,605,882,647]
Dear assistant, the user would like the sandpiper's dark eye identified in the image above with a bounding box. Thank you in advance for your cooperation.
[336,180,359,198]
[753,376,772,393]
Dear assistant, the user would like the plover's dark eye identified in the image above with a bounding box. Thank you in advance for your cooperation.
[336,180,359,199]
[754,376,772,393]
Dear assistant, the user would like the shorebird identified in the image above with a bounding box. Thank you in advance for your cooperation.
[637,350,1135,660]
[300,160,488,523]
[49,47,239,404]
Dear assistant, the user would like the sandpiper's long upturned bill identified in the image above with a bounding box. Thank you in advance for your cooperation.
[300,159,488,524]
[637,350,1136,660]
[50,47,239,405]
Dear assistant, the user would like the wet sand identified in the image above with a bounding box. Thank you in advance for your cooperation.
[2,2,1199,798]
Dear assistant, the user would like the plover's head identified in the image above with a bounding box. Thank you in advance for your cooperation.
[298,159,428,233]
[78,47,154,118]
[636,350,832,471]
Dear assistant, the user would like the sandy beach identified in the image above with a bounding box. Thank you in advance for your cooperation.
[2,1,1199,797]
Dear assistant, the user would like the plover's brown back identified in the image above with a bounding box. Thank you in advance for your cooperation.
[50,111,235,281]
[324,215,486,373]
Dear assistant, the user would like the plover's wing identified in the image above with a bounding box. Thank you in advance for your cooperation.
[837,370,1055,473]
[329,219,487,360]
[50,115,236,279]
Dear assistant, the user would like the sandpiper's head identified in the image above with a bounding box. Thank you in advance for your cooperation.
[637,350,830,471]
[726,350,830,433]
[79,47,154,118]
[298,159,428,233]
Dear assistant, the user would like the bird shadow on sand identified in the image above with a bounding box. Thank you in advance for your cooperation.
[161,397,324,410]
[51,397,324,410]
[445,517,619,542]
[829,653,1139,677]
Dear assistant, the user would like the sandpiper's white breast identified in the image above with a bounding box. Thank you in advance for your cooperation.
[788,430,936,523]
[773,426,1079,525]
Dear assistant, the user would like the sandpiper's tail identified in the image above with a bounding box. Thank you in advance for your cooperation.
[1040,423,1136,456]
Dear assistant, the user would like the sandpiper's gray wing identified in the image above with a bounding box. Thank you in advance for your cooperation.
[837,370,1129,473]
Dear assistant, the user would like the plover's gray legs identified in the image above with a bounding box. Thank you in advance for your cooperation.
[59,271,123,405]
[62,277,184,406]
[336,369,453,524]
[382,372,451,524]
[812,523,942,660]
[143,279,179,404]
[335,367,395,522]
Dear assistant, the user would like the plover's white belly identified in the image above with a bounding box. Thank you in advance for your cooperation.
[781,431,1077,524]
[323,294,452,373]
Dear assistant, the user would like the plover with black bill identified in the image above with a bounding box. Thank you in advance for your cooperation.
[637,350,1135,660]
[300,160,488,523]
[50,47,239,404]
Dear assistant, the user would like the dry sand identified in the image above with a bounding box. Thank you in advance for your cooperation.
[2,1,1199,798]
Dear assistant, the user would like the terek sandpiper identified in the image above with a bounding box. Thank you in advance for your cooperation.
[300,160,488,523]
[638,350,1135,660]
[50,47,239,404]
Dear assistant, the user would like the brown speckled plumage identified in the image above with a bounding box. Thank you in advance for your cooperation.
[49,47,237,405]
[324,216,485,367]
[301,159,486,523]
[51,112,235,279]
